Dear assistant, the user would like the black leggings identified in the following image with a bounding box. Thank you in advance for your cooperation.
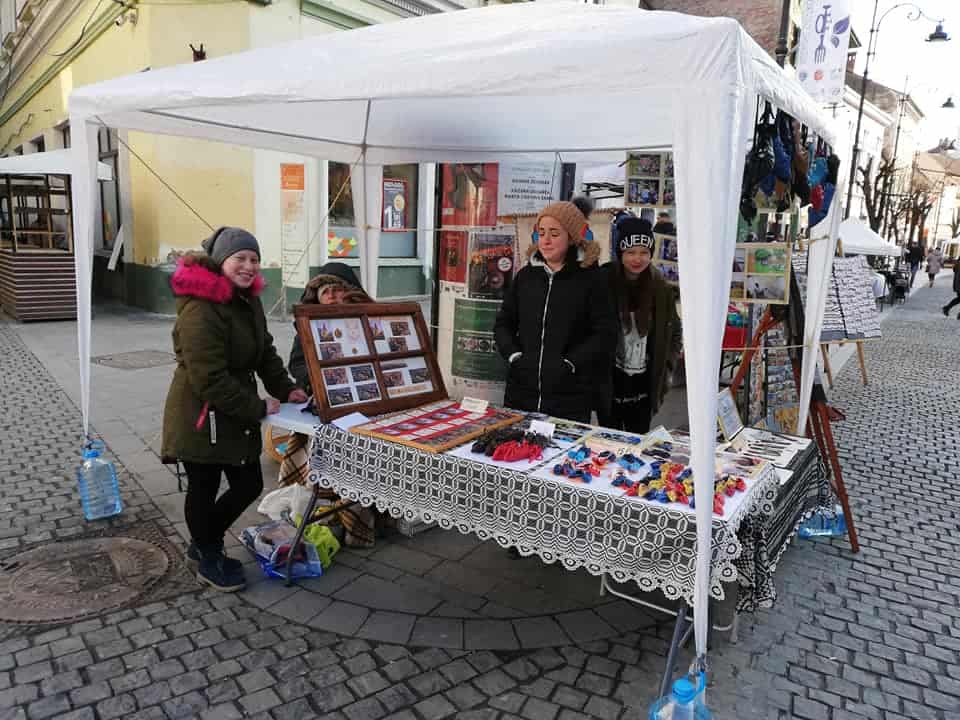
[183,462,263,546]
[597,369,654,434]
[946,294,960,313]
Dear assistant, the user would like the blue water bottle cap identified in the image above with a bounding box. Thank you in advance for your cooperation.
[82,448,101,459]
[671,676,697,704]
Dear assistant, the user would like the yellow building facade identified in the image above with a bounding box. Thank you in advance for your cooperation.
[0,0,478,314]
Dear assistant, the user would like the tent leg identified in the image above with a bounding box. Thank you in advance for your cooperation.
[855,341,868,385]
[820,344,834,389]
[659,601,688,699]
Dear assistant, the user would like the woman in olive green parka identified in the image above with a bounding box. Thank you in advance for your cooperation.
[162,227,307,592]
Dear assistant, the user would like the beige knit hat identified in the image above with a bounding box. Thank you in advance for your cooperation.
[532,198,600,268]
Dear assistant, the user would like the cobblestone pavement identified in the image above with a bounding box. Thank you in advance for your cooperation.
[1,278,959,719]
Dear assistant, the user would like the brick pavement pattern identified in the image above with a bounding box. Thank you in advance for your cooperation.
[2,279,960,719]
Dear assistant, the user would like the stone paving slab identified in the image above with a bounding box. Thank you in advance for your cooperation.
[3,277,960,718]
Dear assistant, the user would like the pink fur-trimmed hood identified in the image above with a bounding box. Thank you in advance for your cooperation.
[170,255,265,304]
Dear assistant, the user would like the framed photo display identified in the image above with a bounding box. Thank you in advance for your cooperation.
[294,302,448,421]
[624,151,675,208]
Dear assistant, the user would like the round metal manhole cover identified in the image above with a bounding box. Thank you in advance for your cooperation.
[0,537,170,624]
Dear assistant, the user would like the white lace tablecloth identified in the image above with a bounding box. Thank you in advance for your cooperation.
[309,424,779,607]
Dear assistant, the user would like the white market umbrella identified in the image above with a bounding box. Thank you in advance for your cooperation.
[0,149,112,180]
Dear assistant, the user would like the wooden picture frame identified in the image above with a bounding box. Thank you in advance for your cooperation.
[294,302,448,422]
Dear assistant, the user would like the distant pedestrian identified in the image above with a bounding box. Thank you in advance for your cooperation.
[927,247,944,288]
[162,227,307,592]
[907,242,923,288]
[942,260,960,319]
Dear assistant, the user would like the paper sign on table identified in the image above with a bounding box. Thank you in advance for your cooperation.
[460,397,489,414]
[529,420,556,438]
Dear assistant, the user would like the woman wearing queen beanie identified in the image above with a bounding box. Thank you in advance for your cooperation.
[597,216,682,433]
[494,198,617,422]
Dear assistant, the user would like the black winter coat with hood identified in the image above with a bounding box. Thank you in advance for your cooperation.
[494,244,617,422]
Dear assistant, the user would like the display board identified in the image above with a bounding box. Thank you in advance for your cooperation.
[351,399,523,453]
[294,302,447,421]
[730,242,792,305]
[792,254,881,341]
[624,151,675,208]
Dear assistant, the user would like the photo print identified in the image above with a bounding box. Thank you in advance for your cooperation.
[659,263,679,284]
[323,367,349,386]
[627,178,660,206]
[350,364,375,383]
[318,343,344,361]
[312,318,369,357]
[746,275,787,303]
[384,356,434,399]
[657,235,678,262]
[746,245,790,274]
[355,383,381,401]
[327,386,356,407]
[627,152,662,176]
[730,273,746,300]
[373,315,422,355]
[383,371,405,388]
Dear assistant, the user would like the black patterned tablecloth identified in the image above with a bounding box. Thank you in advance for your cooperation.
[309,425,781,609]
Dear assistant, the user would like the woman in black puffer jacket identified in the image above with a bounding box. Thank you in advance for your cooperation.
[494,198,617,422]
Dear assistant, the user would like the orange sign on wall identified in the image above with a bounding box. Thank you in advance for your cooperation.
[281,163,305,191]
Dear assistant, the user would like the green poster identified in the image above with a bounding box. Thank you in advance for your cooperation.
[451,298,508,381]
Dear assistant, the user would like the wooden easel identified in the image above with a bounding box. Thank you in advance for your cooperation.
[819,339,868,389]
[730,308,860,553]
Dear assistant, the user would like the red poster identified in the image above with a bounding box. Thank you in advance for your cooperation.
[439,231,468,283]
[440,164,498,227]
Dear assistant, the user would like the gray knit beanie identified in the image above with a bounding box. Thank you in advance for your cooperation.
[201,227,261,265]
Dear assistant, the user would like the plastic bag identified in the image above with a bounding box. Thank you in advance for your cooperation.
[241,520,323,580]
[257,484,313,521]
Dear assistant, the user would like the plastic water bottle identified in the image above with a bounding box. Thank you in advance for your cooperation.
[649,674,711,720]
[77,441,122,521]
[798,504,847,538]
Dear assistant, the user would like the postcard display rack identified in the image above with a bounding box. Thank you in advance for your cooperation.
[792,254,880,387]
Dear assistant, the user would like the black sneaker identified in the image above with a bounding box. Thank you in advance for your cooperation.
[187,540,243,573]
[196,547,246,593]
[944,306,950,317]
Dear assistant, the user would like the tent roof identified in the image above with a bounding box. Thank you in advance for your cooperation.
[839,218,901,257]
[0,149,112,180]
[69,3,834,164]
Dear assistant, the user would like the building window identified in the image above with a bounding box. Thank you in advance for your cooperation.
[326,162,419,259]
[97,127,121,251]
[29,135,44,153]
[60,124,70,149]
[325,161,425,298]
[12,146,22,156]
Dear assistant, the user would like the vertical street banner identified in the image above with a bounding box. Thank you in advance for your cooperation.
[796,0,852,103]
[280,163,308,289]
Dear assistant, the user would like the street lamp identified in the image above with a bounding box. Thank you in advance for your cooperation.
[844,2,950,220]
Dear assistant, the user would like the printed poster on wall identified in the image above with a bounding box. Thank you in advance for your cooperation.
[441,164,498,228]
[452,298,507,382]
[382,178,407,232]
[439,231,468,284]
[497,161,561,217]
[467,229,517,301]
[280,163,308,289]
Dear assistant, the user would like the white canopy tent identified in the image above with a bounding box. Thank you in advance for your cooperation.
[69,3,838,669]
[0,149,112,180]
[838,218,900,257]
